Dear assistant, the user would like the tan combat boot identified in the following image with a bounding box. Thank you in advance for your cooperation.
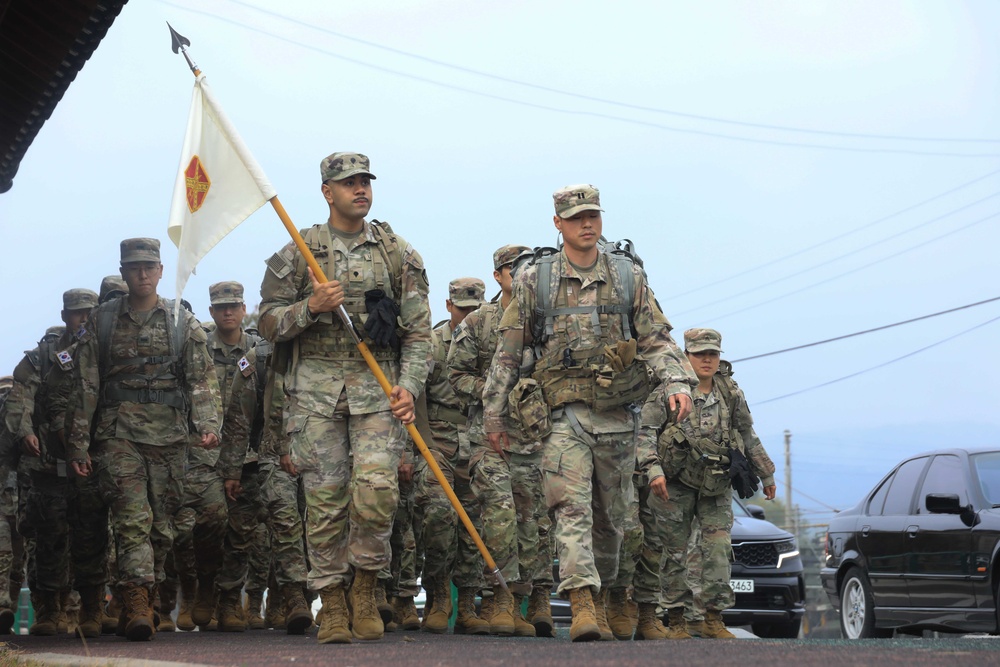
[281,584,314,635]
[374,578,394,630]
[512,593,536,637]
[176,576,196,632]
[122,584,155,641]
[635,602,670,640]
[265,587,285,629]
[663,607,693,639]
[686,617,704,637]
[526,585,554,638]
[605,588,634,640]
[567,587,601,642]
[217,589,247,632]
[76,586,104,638]
[191,576,216,627]
[317,584,351,644]
[349,569,384,640]
[29,590,60,636]
[453,587,489,635]
[702,610,736,639]
[478,593,495,626]
[244,589,266,630]
[156,583,176,632]
[390,595,421,631]
[594,589,613,641]
[422,578,452,634]
[489,586,516,636]
[101,589,120,634]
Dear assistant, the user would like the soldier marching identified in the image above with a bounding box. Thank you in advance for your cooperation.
[0,160,778,644]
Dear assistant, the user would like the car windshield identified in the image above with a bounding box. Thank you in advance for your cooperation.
[972,451,1000,506]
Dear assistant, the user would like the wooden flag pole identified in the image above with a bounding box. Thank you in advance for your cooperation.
[168,24,507,591]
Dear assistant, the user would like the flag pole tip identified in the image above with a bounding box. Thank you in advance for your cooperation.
[167,22,191,54]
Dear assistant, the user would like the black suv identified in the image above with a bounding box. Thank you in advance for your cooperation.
[723,498,806,637]
[821,447,1000,638]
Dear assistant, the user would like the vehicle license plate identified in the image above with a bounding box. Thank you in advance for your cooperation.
[730,579,754,593]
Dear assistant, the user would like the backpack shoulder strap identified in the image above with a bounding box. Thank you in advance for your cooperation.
[97,297,124,377]
[370,219,404,300]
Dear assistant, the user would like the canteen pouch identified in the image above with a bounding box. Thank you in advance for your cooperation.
[508,378,552,441]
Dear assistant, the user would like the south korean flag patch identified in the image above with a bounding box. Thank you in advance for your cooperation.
[56,350,74,371]
[238,356,253,377]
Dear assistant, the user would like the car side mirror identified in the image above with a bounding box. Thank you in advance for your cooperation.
[745,504,766,520]
[925,493,962,514]
[926,493,978,526]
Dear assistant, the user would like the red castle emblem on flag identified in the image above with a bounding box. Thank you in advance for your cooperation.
[184,156,211,213]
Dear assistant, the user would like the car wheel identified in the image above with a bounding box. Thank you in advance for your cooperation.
[752,620,801,638]
[839,567,891,639]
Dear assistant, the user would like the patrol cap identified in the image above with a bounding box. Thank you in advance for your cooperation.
[99,275,128,303]
[684,328,723,354]
[120,238,161,264]
[448,277,486,308]
[321,152,376,183]
[553,184,603,219]
[209,281,244,306]
[493,244,531,271]
[63,288,98,311]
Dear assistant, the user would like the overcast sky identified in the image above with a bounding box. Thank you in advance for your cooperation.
[2,1,998,517]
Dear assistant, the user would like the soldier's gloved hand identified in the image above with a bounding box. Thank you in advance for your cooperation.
[729,447,759,499]
[364,289,401,349]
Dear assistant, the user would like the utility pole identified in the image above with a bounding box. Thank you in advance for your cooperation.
[784,430,793,534]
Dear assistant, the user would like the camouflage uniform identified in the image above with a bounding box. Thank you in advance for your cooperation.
[416,310,485,594]
[482,185,696,602]
[448,269,551,597]
[68,239,221,596]
[8,291,108,610]
[639,329,775,616]
[258,154,432,597]
[0,377,21,628]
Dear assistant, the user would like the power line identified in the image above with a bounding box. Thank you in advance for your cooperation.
[755,312,1000,405]
[674,190,1000,317]
[731,295,1000,362]
[672,168,1000,299]
[224,0,1000,144]
[696,209,1000,324]
[159,1,1000,159]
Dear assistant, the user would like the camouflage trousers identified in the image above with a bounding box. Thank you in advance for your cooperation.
[650,480,734,612]
[385,471,420,598]
[95,440,184,587]
[414,446,484,590]
[287,396,405,590]
[510,452,553,590]
[217,463,267,593]
[171,463,228,583]
[0,513,17,609]
[258,459,307,588]
[25,471,108,592]
[541,407,635,594]
[680,518,706,622]
[614,476,665,604]
[469,447,519,592]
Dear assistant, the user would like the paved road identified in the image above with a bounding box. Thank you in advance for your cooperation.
[5,629,999,667]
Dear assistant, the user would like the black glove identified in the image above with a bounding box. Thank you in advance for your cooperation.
[363,289,401,349]
[729,446,760,499]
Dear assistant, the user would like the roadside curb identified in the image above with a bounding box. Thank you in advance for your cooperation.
[17,653,217,667]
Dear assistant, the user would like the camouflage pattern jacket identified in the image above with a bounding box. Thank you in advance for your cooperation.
[638,380,776,486]
[449,299,540,455]
[258,220,432,417]
[423,320,467,458]
[191,328,255,470]
[217,345,268,481]
[67,296,221,459]
[482,249,695,434]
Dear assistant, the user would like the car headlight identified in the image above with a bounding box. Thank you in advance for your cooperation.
[775,539,799,568]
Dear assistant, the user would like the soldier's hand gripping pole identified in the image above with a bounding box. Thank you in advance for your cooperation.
[268,196,508,592]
